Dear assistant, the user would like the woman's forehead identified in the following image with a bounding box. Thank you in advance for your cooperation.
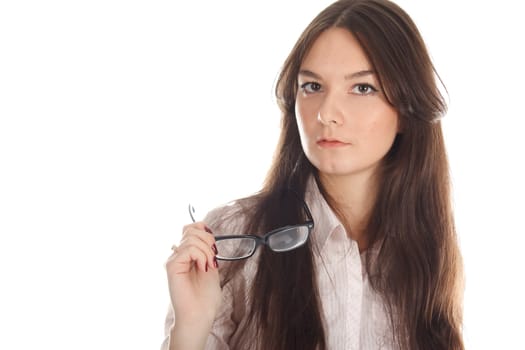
[299,28,373,78]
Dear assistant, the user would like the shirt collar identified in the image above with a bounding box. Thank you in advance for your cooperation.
[304,176,345,251]
[303,176,385,260]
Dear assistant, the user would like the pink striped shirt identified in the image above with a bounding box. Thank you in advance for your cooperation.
[162,178,396,349]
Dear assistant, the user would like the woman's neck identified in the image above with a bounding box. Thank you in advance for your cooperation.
[318,171,378,252]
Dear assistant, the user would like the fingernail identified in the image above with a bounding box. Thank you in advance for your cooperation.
[204,226,213,234]
[212,244,218,254]
[213,257,219,269]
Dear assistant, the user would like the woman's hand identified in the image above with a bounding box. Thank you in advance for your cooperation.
[165,222,222,347]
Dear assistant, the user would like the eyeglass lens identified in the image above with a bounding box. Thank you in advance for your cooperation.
[216,237,257,260]
[267,226,309,252]
[215,226,310,259]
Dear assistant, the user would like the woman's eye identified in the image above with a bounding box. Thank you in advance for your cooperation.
[300,82,322,94]
[351,83,378,95]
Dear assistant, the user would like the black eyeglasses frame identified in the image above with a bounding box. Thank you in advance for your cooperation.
[188,192,315,261]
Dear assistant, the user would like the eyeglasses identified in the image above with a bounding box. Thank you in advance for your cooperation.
[188,195,314,261]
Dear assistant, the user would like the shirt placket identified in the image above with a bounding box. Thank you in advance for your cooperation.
[319,227,363,350]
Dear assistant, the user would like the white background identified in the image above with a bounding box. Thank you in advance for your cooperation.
[1,1,524,349]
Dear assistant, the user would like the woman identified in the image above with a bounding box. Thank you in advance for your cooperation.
[163,0,464,349]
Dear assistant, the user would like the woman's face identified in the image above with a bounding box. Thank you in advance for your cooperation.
[295,28,399,179]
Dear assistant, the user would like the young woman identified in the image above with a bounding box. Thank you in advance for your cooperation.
[163,0,464,349]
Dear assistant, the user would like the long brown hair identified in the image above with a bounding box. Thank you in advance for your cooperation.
[219,1,464,349]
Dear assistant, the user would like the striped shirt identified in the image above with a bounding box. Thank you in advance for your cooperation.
[162,177,396,349]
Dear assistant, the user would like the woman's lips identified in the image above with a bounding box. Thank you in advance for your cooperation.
[316,139,350,148]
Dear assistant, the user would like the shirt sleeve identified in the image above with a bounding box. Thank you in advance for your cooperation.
[160,277,238,350]
[160,305,174,350]
[204,282,237,349]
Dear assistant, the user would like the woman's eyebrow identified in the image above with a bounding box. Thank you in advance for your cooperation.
[298,69,322,80]
[344,69,375,80]
[298,69,375,80]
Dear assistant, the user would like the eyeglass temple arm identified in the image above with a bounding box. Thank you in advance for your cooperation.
[286,188,314,223]
[189,192,312,225]
[188,204,197,223]
[300,197,314,223]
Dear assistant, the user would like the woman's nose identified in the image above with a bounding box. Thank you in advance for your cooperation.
[317,94,344,126]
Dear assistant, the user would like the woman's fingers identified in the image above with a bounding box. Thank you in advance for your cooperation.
[167,244,209,273]
[166,222,218,275]
[182,223,215,245]
[179,234,217,270]
[182,223,216,255]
